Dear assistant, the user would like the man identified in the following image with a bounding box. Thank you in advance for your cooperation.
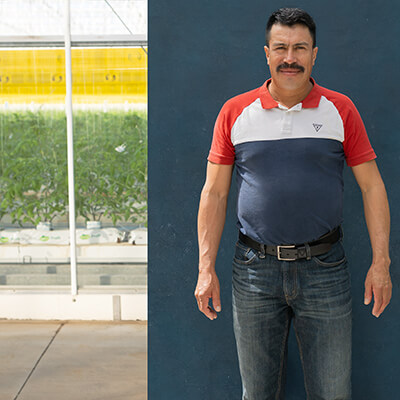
[194,7,392,400]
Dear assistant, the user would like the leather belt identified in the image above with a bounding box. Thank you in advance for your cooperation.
[238,227,340,261]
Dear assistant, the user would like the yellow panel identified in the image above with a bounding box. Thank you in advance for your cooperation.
[0,48,147,104]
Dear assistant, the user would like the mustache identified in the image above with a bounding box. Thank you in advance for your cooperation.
[277,63,305,72]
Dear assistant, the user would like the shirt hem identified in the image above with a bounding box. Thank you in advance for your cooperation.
[346,150,377,167]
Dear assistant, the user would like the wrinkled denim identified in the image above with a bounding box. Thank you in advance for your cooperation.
[232,238,352,400]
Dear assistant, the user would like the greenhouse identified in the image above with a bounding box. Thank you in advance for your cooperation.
[0,0,147,320]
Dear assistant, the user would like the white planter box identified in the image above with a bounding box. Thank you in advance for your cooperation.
[0,243,147,264]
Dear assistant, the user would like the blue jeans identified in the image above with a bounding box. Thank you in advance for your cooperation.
[232,238,352,400]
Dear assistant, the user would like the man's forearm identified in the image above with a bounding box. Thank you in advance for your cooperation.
[197,189,229,272]
[361,182,391,268]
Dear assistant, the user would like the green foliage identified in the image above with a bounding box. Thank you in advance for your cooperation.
[0,109,147,226]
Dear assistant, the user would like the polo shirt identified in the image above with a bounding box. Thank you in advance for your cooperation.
[208,78,376,245]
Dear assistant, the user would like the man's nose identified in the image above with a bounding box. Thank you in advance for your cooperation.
[284,48,296,64]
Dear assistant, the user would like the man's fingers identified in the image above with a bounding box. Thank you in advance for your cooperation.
[196,291,217,320]
[200,300,217,320]
[195,294,202,311]
[372,287,383,318]
[364,279,372,305]
[206,306,217,319]
[212,291,221,312]
[377,286,392,315]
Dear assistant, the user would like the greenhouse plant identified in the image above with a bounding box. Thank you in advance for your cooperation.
[0,110,147,227]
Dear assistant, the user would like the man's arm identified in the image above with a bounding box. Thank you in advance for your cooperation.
[351,159,392,318]
[194,161,234,320]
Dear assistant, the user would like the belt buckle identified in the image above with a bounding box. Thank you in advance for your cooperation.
[277,245,296,261]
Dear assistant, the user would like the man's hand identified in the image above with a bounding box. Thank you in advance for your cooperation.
[194,269,221,320]
[364,262,392,318]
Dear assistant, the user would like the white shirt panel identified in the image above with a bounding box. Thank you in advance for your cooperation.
[231,96,344,146]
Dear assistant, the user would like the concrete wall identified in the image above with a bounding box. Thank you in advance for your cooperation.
[0,293,147,321]
[149,1,400,398]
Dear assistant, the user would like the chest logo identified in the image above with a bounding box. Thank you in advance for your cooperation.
[312,123,323,132]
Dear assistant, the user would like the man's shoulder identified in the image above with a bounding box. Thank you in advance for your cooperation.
[315,83,356,110]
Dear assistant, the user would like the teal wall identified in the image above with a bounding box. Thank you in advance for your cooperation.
[149,1,400,398]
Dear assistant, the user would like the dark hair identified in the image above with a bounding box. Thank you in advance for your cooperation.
[265,8,316,48]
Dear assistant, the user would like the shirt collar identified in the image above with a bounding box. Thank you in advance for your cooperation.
[258,77,322,110]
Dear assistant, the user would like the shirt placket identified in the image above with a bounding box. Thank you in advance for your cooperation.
[279,103,302,135]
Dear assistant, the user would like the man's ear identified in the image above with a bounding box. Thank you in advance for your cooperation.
[312,46,318,66]
[264,45,270,65]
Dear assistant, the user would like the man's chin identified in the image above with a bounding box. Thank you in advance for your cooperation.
[277,80,303,91]
[273,74,310,90]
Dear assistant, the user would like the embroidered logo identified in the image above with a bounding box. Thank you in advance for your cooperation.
[312,123,323,132]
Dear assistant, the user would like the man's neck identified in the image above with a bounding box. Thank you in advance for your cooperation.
[268,80,314,109]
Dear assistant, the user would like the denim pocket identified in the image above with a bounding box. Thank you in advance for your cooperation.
[233,241,258,265]
[312,241,346,267]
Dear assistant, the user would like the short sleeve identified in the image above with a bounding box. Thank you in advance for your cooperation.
[207,105,235,165]
[341,100,376,167]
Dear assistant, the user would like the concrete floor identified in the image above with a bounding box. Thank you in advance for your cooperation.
[0,321,147,400]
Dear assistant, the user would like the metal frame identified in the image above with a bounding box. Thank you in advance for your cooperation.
[65,0,78,296]
[0,34,147,48]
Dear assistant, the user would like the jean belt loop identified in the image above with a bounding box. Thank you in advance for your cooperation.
[305,243,311,260]
[259,244,266,259]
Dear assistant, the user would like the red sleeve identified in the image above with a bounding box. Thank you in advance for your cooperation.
[207,86,267,164]
[207,103,236,165]
[340,98,376,167]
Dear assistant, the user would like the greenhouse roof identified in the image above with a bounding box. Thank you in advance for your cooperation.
[0,0,147,46]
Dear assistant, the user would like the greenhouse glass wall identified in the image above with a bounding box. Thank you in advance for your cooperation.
[0,0,147,297]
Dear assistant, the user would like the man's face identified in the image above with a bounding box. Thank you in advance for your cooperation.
[264,23,318,93]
